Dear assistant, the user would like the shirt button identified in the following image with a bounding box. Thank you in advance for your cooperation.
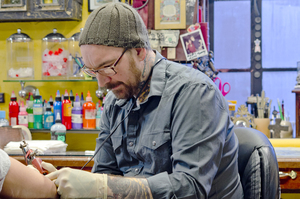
[135,168,139,172]
[129,142,134,147]
[152,141,156,146]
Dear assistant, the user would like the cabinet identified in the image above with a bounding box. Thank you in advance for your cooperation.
[0,0,82,21]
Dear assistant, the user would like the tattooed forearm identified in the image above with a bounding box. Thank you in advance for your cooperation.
[107,175,153,199]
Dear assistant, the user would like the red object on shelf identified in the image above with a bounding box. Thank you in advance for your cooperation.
[200,22,209,51]
[9,91,19,126]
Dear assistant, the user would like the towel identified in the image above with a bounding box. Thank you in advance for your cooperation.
[4,140,68,155]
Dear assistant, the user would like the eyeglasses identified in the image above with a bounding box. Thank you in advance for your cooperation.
[81,48,128,77]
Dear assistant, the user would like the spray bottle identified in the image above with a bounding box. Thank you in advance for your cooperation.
[44,102,54,129]
[62,89,72,130]
[26,94,34,128]
[33,89,43,129]
[18,101,28,127]
[9,91,19,126]
[54,90,62,122]
[71,94,83,129]
[50,112,67,143]
[82,91,96,129]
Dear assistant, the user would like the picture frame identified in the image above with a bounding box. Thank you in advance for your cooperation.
[88,0,118,12]
[180,29,208,61]
[155,0,186,30]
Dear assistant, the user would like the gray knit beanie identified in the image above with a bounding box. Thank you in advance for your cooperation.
[79,2,150,49]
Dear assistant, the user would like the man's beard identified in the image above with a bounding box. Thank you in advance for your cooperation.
[106,56,141,99]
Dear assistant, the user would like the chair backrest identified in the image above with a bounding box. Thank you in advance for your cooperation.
[234,127,280,199]
[0,126,24,149]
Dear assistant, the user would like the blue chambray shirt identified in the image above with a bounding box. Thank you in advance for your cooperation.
[92,51,243,199]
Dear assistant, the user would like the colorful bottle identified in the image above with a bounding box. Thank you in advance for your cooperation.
[96,102,102,130]
[69,90,74,107]
[54,90,62,122]
[0,111,9,127]
[33,89,43,129]
[50,112,67,143]
[62,89,72,130]
[44,103,54,129]
[18,101,28,127]
[26,94,34,128]
[71,94,83,129]
[9,91,19,126]
[80,92,85,106]
[49,95,54,112]
[82,91,96,129]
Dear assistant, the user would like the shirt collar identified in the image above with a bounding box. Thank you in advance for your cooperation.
[115,50,167,107]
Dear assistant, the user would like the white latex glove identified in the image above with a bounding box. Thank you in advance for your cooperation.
[41,161,57,173]
[46,168,107,199]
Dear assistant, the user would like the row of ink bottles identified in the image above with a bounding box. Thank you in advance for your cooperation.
[8,89,104,130]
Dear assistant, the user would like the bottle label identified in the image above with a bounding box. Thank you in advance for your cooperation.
[10,117,17,126]
[64,103,72,116]
[33,104,43,115]
[85,109,96,119]
[45,116,54,123]
[28,114,34,123]
[72,114,83,124]
[51,130,66,143]
[18,115,28,125]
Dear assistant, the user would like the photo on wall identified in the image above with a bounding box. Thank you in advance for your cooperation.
[180,29,208,61]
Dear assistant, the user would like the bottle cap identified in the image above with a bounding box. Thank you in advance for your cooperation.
[74,94,81,107]
[20,101,26,112]
[86,91,92,102]
[55,112,62,123]
[35,88,40,97]
[11,91,17,101]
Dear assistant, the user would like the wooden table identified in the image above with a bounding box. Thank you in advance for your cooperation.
[10,153,300,192]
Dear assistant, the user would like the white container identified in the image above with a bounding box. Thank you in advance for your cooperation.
[42,28,70,80]
[68,29,84,79]
[50,112,67,143]
[6,29,34,80]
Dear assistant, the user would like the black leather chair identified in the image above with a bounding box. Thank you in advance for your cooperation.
[234,127,280,199]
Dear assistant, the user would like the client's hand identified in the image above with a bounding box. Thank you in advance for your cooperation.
[46,168,107,199]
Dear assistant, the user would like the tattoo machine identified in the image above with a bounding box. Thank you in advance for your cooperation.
[19,140,48,175]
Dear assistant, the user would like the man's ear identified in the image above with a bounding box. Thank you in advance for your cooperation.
[134,48,147,61]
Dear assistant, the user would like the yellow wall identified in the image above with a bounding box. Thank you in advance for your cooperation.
[0,0,99,150]
[0,0,99,114]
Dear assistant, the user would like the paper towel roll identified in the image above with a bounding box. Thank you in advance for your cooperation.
[12,125,32,140]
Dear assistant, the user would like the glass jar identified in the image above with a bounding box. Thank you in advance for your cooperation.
[42,28,69,80]
[68,29,84,79]
[6,29,34,80]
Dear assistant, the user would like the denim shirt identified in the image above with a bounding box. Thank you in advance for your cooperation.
[92,51,243,199]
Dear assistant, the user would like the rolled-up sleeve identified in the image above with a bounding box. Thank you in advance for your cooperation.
[0,149,11,192]
[147,81,230,198]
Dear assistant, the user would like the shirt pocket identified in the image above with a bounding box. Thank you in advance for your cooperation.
[140,131,172,167]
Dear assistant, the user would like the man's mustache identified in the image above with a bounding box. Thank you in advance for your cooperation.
[105,82,123,90]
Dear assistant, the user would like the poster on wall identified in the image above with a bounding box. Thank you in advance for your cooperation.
[88,0,119,12]
[180,29,208,61]
[155,0,186,29]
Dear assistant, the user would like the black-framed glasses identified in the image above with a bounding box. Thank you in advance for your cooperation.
[81,48,128,77]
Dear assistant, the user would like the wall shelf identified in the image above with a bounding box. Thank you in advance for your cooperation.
[30,129,99,134]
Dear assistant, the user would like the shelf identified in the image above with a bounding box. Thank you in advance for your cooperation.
[30,129,99,134]
[3,79,97,82]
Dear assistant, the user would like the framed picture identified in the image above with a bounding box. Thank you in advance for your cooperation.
[88,0,118,12]
[155,0,186,30]
[180,29,208,61]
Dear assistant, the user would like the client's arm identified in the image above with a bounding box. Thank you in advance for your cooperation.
[0,157,58,198]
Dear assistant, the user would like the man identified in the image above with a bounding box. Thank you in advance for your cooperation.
[46,2,243,198]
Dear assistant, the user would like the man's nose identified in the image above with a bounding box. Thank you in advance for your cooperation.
[96,73,111,87]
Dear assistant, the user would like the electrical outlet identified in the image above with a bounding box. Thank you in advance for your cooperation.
[0,93,4,103]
